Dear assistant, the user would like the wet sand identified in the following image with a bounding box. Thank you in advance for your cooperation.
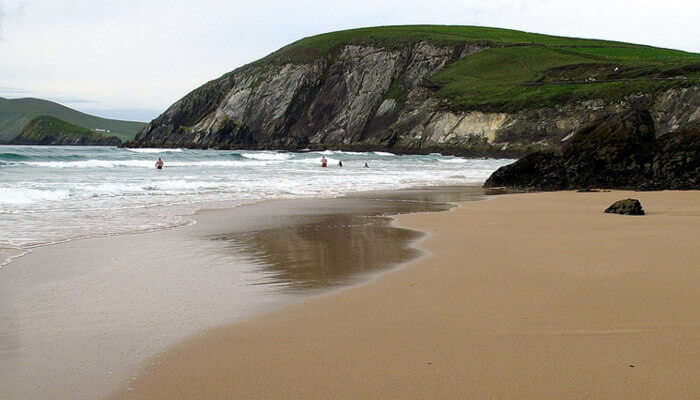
[0,186,483,400]
[113,190,700,399]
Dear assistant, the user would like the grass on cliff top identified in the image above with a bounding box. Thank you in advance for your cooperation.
[242,25,700,112]
[264,25,695,64]
[17,115,115,141]
[430,46,700,110]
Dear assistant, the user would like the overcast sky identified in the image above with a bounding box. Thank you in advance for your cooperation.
[1,0,698,122]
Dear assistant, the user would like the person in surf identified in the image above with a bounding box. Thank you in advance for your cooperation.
[320,156,328,167]
[155,157,164,169]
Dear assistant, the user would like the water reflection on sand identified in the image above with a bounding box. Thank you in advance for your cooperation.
[210,186,485,290]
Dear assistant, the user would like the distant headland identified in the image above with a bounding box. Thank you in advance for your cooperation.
[0,97,145,145]
[125,25,699,158]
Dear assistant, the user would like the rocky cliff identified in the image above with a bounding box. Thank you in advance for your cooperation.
[127,27,700,156]
[484,110,700,190]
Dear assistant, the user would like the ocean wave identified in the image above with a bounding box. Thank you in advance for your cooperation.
[126,148,184,153]
[316,150,366,156]
[227,153,246,160]
[0,152,30,161]
[438,158,468,164]
[146,180,226,191]
[26,160,154,168]
[239,152,292,161]
[23,159,279,168]
[1,152,93,162]
[373,151,396,156]
[178,160,273,167]
[290,156,339,165]
[92,181,210,194]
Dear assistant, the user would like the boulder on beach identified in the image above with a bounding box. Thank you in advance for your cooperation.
[604,199,645,215]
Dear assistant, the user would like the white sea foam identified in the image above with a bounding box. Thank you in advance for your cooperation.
[240,152,292,161]
[373,151,396,156]
[0,188,71,205]
[438,158,468,163]
[290,156,339,165]
[316,150,366,155]
[169,160,272,167]
[26,160,154,168]
[24,159,280,169]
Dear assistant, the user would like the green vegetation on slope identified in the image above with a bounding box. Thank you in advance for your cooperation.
[431,46,700,111]
[11,116,121,145]
[264,25,647,64]
[0,97,145,142]
[257,25,700,111]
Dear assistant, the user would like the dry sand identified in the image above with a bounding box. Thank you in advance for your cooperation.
[113,190,700,399]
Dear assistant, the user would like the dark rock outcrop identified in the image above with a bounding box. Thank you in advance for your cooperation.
[604,199,645,215]
[485,110,663,190]
[485,111,700,191]
[651,123,700,189]
[483,151,568,191]
[561,109,656,188]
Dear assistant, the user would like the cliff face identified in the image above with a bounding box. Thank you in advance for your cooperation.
[129,42,700,156]
[484,110,700,191]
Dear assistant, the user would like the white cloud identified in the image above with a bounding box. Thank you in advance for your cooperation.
[0,0,698,121]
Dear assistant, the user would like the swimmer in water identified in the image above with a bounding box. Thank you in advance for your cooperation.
[155,157,164,169]
[321,156,328,167]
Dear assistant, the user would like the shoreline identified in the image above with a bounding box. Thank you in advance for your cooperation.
[0,183,485,268]
[0,185,484,400]
[113,190,700,399]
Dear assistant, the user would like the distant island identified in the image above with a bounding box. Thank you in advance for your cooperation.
[126,25,699,158]
[0,97,145,145]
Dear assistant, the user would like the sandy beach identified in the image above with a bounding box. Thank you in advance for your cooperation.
[0,187,482,400]
[112,190,700,399]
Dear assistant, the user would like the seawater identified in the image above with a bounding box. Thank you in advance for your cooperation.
[0,145,514,265]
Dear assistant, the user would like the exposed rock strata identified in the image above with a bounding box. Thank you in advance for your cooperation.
[484,110,700,190]
[127,42,700,156]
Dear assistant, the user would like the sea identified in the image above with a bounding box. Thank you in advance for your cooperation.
[0,145,513,267]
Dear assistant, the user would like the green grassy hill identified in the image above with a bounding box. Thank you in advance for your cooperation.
[10,115,122,145]
[259,25,700,111]
[0,97,145,142]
